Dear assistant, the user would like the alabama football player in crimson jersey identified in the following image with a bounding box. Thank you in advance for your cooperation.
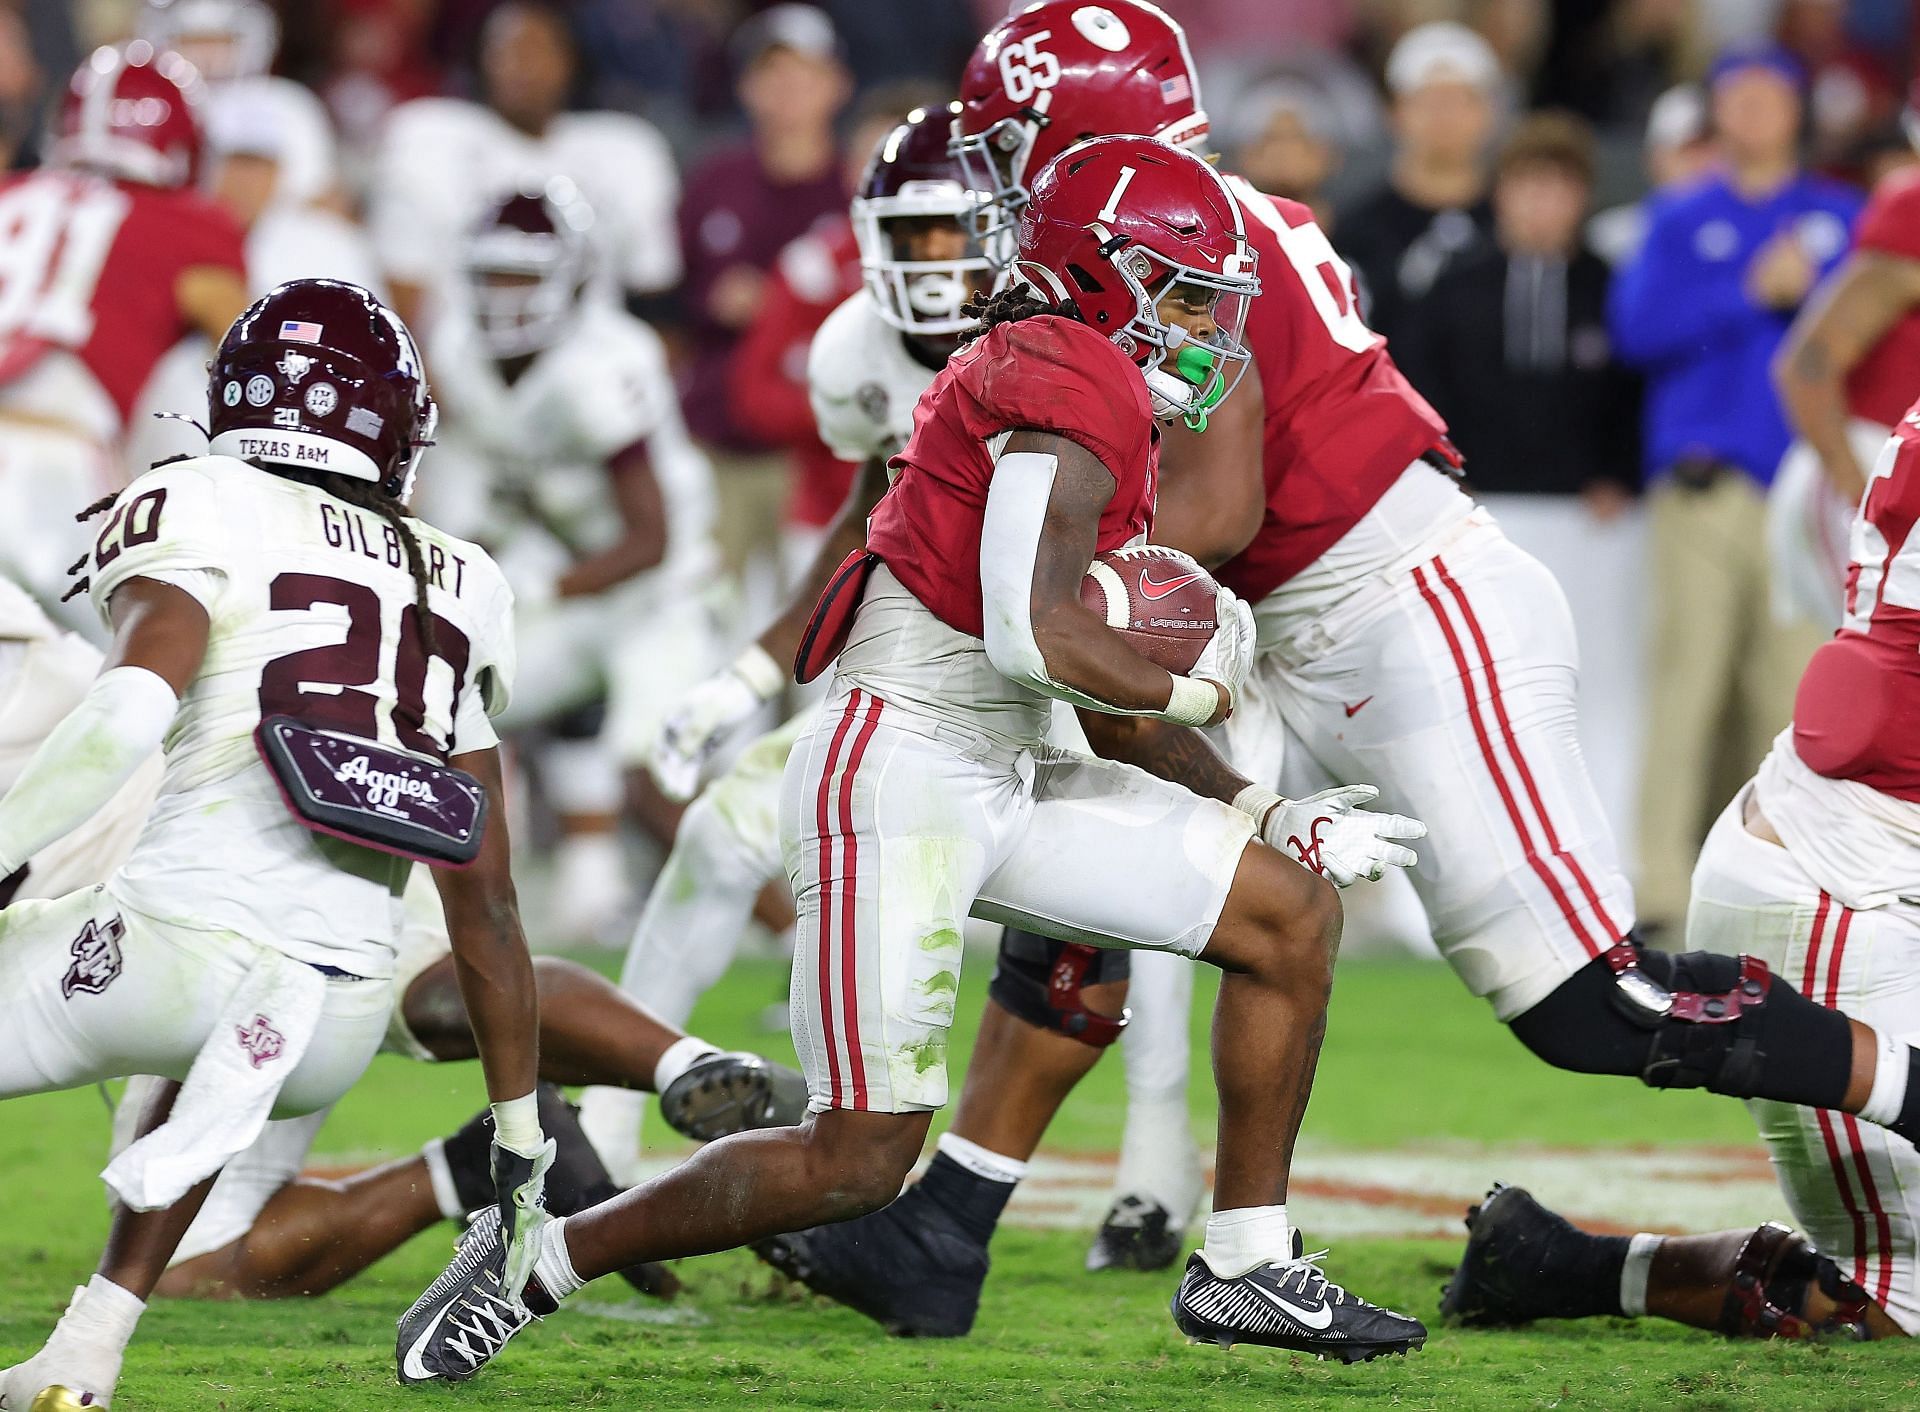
[764,0,1920,1341]
[0,43,248,636]
[397,137,1429,1382]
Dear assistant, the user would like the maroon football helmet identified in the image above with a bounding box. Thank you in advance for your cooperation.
[464,179,597,358]
[853,102,995,337]
[952,1,1207,262]
[1016,135,1257,429]
[208,280,437,500]
[52,41,208,189]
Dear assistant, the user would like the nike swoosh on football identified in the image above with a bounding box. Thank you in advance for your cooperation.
[1344,696,1374,717]
[1245,1280,1335,1329]
[1139,571,1206,600]
[400,1296,463,1383]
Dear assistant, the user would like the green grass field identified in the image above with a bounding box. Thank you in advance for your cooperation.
[5,954,1919,1410]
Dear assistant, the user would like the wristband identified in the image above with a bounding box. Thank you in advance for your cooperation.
[491,1092,543,1156]
[1164,675,1224,727]
[732,643,785,702]
[1231,784,1284,828]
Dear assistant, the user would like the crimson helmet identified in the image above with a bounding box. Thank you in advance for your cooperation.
[1015,136,1257,430]
[853,102,995,338]
[52,42,208,189]
[464,179,596,358]
[209,280,437,501]
[953,1,1206,262]
[140,0,280,84]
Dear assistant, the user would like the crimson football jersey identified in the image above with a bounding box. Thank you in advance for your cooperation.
[1213,175,1450,604]
[1845,168,1920,429]
[1793,400,1920,799]
[868,314,1156,639]
[0,170,245,430]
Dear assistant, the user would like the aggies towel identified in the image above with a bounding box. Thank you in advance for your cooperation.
[102,951,325,1210]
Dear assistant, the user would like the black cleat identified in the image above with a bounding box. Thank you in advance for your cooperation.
[396,1208,550,1385]
[754,1182,990,1337]
[660,1050,807,1141]
[1171,1247,1426,1363]
[1087,1195,1184,1272]
[1441,1183,1601,1326]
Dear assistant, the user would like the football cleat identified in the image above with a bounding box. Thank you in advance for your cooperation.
[1171,1245,1427,1363]
[1087,1195,1184,1272]
[0,1288,125,1410]
[754,1183,990,1338]
[1441,1182,1600,1326]
[396,1208,551,1385]
[660,1050,808,1142]
[30,1393,100,1412]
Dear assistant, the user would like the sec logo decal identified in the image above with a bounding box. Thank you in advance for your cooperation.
[245,375,275,407]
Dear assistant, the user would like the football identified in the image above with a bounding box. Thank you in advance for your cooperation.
[1080,545,1220,674]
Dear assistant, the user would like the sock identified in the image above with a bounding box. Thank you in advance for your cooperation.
[652,1035,719,1095]
[529,1217,583,1309]
[1113,1090,1203,1223]
[917,1143,1021,1246]
[420,1139,467,1221]
[1199,1205,1292,1279]
[1532,1224,1632,1319]
[1619,1233,1662,1318]
[1859,1028,1911,1126]
[1894,1048,1920,1145]
[935,1132,1029,1185]
[75,1276,144,1344]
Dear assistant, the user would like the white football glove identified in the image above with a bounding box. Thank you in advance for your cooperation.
[647,644,785,802]
[1242,784,1427,888]
[1191,583,1256,699]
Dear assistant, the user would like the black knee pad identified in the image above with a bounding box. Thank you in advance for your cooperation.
[989,928,1130,1047]
[1719,1223,1878,1340]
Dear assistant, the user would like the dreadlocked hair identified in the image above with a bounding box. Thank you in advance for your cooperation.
[61,460,192,603]
[960,284,1074,339]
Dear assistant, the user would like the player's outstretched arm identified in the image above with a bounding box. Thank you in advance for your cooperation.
[554,441,669,599]
[1774,251,1920,502]
[981,430,1242,727]
[0,577,202,877]
[432,745,552,1299]
[648,453,890,801]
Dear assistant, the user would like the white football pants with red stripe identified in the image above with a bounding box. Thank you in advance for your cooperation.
[1691,791,1920,1333]
[780,683,1254,1114]
[1250,509,1634,1020]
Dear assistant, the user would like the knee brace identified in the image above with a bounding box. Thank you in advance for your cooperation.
[1719,1223,1877,1340]
[989,929,1130,1047]
[1609,945,1772,1095]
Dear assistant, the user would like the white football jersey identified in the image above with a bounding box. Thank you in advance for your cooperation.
[87,455,514,979]
[808,289,941,465]
[368,99,680,304]
[205,77,341,210]
[427,300,715,586]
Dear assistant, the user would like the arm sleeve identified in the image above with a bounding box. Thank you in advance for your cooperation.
[88,466,230,631]
[1607,202,1769,368]
[0,666,176,873]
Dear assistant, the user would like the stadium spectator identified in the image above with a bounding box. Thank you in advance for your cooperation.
[1226,76,1343,228]
[1587,83,1716,267]
[1398,111,1644,844]
[1608,43,1863,933]
[1339,21,1502,348]
[366,0,680,332]
[677,3,851,597]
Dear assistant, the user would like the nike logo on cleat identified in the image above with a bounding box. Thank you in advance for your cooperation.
[1245,1282,1335,1329]
[1140,570,1205,600]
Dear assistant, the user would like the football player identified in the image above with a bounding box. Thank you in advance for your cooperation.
[1444,397,1920,1342]
[580,101,999,1177]
[423,179,719,938]
[0,44,248,636]
[0,280,540,1412]
[760,0,1920,1339]
[398,137,1430,1385]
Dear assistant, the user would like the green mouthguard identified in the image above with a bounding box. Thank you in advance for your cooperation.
[1173,342,1225,432]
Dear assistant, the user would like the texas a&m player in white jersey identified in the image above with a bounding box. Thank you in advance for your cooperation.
[0,43,248,635]
[0,281,548,1412]
[578,103,997,1177]
[1442,399,1920,1342]
[424,180,718,932]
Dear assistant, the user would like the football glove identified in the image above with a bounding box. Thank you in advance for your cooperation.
[491,1134,555,1305]
[1191,584,1256,700]
[648,644,785,802]
[1245,784,1426,888]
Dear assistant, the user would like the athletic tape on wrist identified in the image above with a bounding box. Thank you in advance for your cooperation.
[491,1092,543,1156]
[1231,784,1284,826]
[1164,675,1223,726]
[732,643,785,701]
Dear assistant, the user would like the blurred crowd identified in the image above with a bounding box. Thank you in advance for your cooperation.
[6,0,1918,942]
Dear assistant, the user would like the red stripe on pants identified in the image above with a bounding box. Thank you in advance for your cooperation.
[1412,562,1602,957]
[1824,905,1895,1302]
[812,692,863,1106]
[1806,893,1873,1291]
[1434,557,1622,945]
[835,695,885,1110]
